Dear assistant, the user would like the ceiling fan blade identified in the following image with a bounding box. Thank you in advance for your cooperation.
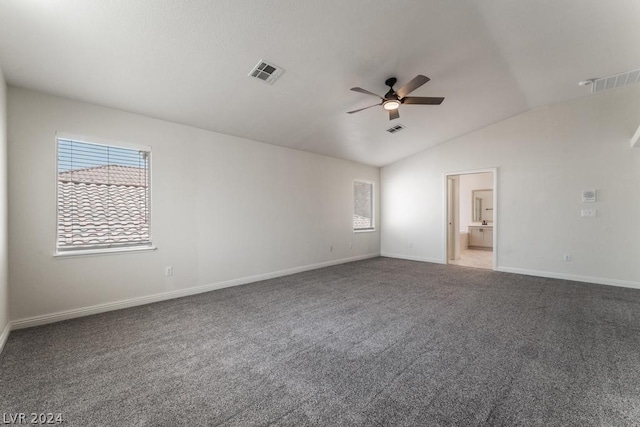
[402,96,444,105]
[347,102,382,114]
[396,75,431,98]
[351,87,385,99]
[389,109,400,120]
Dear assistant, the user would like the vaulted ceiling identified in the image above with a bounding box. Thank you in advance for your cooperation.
[0,1,638,166]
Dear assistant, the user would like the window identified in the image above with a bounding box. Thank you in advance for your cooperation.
[56,136,151,253]
[353,180,374,231]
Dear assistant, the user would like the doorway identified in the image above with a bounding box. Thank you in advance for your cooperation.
[445,169,497,270]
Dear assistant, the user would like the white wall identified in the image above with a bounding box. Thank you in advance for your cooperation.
[0,65,8,345]
[459,172,493,231]
[381,84,640,288]
[7,87,380,324]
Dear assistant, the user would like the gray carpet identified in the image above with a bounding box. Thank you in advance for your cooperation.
[2,257,640,426]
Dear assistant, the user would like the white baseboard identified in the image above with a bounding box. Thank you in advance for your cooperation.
[381,252,445,264]
[379,252,640,290]
[495,266,640,290]
[0,322,10,354]
[10,253,381,331]
[10,253,636,336]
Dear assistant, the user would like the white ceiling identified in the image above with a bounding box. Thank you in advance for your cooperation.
[0,1,638,166]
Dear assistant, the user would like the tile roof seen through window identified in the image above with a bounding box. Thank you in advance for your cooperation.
[57,165,150,250]
[353,214,372,230]
[58,164,148,186]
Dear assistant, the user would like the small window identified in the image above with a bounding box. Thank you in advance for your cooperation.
[353,180,374,231]
[56,136,151,253]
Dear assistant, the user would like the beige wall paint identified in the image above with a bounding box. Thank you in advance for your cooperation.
[0,65,8,342]
[382,85,640,287]
[7,87,380,323]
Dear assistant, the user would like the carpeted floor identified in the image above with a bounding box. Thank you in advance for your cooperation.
[2,257,640,426]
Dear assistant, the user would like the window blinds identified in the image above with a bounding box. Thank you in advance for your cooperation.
[353,181,373,230]
[56,138,151,251]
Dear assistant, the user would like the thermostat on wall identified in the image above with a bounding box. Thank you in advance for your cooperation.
[582,189,597,203]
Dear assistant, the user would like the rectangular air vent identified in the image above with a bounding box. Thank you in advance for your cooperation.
[248,60,284,84]
[386,124,406,134]
[592,69,640,93]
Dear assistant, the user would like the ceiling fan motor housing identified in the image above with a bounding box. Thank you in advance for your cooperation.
[384,77,399,100]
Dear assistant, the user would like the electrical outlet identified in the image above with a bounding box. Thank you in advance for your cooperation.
[581,209,597,218]
[329,245,333,252]
[409,242,413,248]
[165,266,173,276]
[563,254,571,262]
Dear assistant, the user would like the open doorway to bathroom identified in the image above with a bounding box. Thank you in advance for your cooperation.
[445,169,496,270]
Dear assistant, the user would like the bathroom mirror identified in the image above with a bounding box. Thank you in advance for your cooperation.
[472,189,493,223]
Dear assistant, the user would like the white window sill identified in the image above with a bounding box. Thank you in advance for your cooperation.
[54,246,157,258]
[354,229,376,233]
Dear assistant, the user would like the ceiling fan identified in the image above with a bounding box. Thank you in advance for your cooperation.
[347,75,444,120]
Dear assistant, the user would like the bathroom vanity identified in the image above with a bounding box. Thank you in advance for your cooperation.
[468,225,493,249]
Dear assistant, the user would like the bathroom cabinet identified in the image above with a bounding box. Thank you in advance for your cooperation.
[468,225,493,249]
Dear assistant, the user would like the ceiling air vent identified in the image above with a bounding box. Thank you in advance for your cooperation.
[386,124,406,134]
[592,69,640,93]
[248,60,284,84]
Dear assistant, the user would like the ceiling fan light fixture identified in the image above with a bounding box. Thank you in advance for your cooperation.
[383,100,400,111]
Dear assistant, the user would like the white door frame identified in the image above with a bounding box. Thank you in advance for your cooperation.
[443,168,498,270]
[447,175,460,261]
